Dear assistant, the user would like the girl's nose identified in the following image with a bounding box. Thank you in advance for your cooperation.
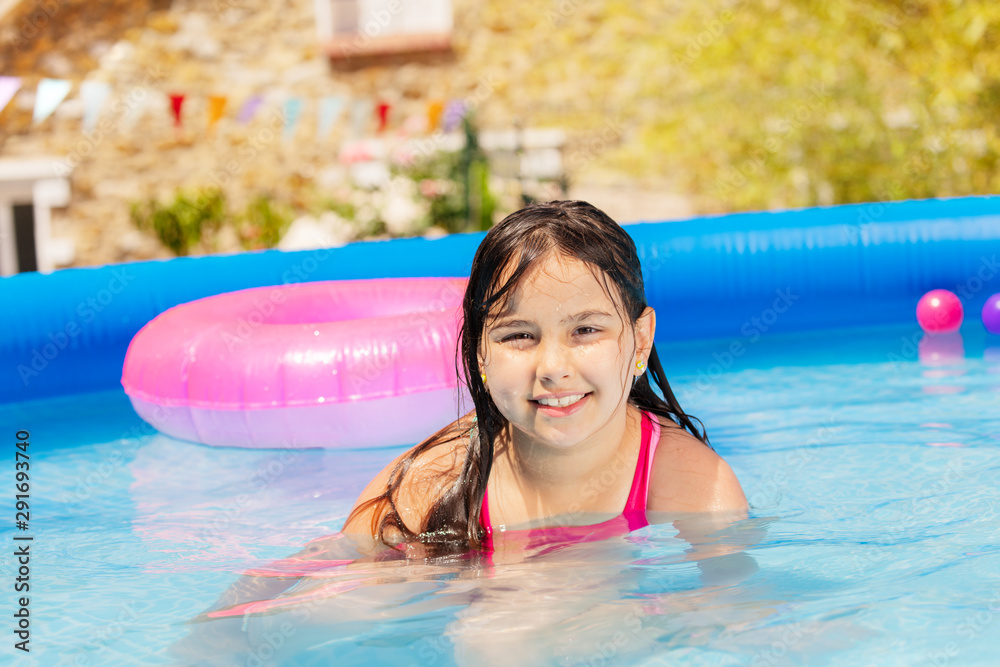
[536,339,572,381]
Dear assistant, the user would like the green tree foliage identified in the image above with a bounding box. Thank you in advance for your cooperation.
[515,0,1000,213]
[631,0,1000,212]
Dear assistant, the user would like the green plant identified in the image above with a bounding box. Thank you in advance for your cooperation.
[404,149,465,233]
[402,115,496,234]
[130,188,226,256]
[459,115,497,233]
[316,197,357,222]
[237,193,293,250]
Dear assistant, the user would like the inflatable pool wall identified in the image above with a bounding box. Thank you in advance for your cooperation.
[3,196,999,404]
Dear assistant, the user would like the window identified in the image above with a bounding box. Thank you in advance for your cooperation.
[319,0,454,60]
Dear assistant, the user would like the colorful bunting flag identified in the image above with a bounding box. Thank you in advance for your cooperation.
[80,81,111,132]
[282,97,303,141]
[442,99,467,132]
[317,95,346,140]
[237,94,264,124]
[0,76,22,114]
[376,102,390,133]
[33,78,72,125]
[349,98,373,139]
[402,113,427,135]
[120,90,155,131]
[207,95,228,130]
[5,78,464,152]
[169,93,185,127]
[426,99,444,131]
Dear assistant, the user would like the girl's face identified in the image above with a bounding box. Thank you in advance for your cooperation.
[479,252,654,451]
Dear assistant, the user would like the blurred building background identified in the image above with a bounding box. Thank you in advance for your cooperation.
[1,0,999,271]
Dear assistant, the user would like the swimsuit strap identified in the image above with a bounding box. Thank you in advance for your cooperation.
[624,410,661,513]
[479,410,661,540]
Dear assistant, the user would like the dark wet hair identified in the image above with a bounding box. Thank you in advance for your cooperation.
[344,200,710,556]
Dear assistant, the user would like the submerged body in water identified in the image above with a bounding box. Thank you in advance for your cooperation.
[171,513,763,666]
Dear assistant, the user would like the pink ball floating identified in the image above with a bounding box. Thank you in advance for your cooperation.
[916,289,964,334]
[983,293,1000,335]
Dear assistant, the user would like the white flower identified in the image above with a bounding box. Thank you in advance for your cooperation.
[278,213,354,251]
[380,177,428,236]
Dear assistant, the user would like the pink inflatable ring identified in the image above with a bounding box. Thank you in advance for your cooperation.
[121,277,470,449]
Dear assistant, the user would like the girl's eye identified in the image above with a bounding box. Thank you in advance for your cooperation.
[500,328,599,343]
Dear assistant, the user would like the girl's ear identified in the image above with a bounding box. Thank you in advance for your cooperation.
[637,307,656,360]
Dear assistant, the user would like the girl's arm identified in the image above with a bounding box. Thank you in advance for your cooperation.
[342,414,473,545]
[647,425,749,514]
[645,423,754,585]
[193,413,471,619]
[191,532,378,618]
[172,417,473,663]
[186,437,450,624]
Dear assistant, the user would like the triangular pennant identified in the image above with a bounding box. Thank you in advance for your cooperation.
[282,97,303,141]
[0,76,22,114]
[401,113,427,135]
[349,98,373,139]
[120,90,156,131]
[376,102,390,133]
[442,99,468,132]
[426,99,444,132]
[80,81,111,132]
[169,93,185,127]
[207,95,227,130]
[317,95,346,140]
[33,78,72,125]
[237,94,264,124]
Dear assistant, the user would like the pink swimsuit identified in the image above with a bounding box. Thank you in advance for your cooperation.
[479,410,662,557]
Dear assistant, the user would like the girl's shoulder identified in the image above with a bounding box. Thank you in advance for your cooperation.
[647,414,748,513]
[341,412,474,539]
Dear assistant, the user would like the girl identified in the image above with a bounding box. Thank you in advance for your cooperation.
[173,201,755,665]
[342,200,747,556]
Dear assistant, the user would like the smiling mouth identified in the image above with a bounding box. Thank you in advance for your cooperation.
[531,392,591,408]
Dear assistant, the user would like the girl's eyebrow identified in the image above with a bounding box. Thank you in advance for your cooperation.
[490,309,613,330]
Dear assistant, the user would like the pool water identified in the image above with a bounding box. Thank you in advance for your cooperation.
[3,323,999,666]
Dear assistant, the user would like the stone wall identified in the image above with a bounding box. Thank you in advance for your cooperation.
[0,0,691,268]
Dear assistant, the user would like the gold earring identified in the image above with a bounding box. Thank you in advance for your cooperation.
[636,359,645,372]
[481,373,487,383]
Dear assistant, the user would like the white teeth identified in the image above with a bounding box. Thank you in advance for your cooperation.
[536,394,585,408]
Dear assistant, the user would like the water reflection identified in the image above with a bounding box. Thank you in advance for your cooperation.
[918,332,966,395]
[169,516,767,666]
[127,434,373,570]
